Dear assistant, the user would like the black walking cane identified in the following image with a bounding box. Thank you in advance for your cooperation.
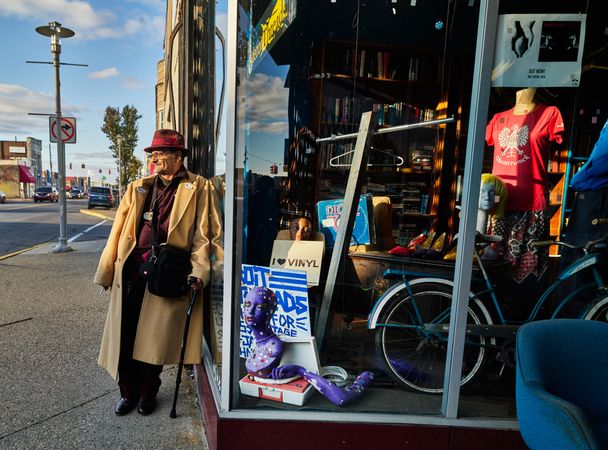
[170,278,199,418]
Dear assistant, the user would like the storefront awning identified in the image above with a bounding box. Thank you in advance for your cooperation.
[19,165,36,183]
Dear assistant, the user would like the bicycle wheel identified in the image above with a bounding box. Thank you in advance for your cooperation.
[374,282,489,394]
[582,295,608,322]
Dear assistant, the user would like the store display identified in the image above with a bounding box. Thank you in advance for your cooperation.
[290,217,313,241]
[270,237,324,286]
[241,287,374,407]
[312,39,451,247]
[486,87,565,212]
[443,174,508,261]
[485,87,564,282]
[478,174,508,260]
[317,194,375,248]
[240,265,312,358]
[388,232,427,256]
[570,118,608,191]
[239,375,314,406]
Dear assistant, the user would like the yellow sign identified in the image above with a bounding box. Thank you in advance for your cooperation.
[248,0,296,74]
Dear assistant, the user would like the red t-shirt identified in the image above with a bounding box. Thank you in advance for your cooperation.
[485,104,564,211]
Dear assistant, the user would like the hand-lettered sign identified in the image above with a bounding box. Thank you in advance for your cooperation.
[240,265,311,358]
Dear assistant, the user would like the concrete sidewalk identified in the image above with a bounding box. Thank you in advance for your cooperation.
[0,240,209,450]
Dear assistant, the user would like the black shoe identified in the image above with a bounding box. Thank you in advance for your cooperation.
[138,397,157,415]
[115,397,137,416]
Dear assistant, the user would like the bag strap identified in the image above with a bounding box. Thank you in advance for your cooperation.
[148,180,160,251]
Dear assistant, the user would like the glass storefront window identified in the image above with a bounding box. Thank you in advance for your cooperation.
[228,0,465,417]
[209,0,608,424]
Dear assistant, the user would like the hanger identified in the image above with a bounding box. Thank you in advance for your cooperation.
[329,146,404,168]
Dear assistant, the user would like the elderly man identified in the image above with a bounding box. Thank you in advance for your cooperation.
[94,129,211,416]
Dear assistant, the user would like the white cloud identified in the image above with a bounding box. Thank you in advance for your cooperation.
[0,0,164,43]
[248,120,288,135]
[0,0,114,34]
[121,77,146,90]
[0,83,81,137]
[239,73,289,134]
[88,67,120,79]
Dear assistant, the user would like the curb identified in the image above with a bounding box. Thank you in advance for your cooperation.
[79,209,115,221]
[0,242,51,261]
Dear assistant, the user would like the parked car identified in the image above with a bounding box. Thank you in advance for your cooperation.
[70,187,84,199]
[66,190,73,199]
[87,186,114,209]
[0,190,6,204]
[33,186,59,202]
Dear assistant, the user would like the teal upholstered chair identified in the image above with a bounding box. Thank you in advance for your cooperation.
[516,319,608,450]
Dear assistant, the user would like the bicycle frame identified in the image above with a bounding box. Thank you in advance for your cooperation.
[367,274,493,330]
[368,249,607,332]
[475,248,607,325]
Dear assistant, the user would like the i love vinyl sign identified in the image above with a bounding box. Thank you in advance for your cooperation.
[270,240,324,286]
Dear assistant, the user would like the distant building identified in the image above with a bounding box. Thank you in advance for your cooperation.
[0,137,42,198]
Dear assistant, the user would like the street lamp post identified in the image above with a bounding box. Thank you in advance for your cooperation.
[117,136,123,204]
[36,21,75,253]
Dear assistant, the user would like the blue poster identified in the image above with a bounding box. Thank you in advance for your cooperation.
[240,264,311,358]
[316,193,374,248]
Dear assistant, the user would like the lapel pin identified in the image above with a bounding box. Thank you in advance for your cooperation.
[137,187,147,194]
[185,182,194,190]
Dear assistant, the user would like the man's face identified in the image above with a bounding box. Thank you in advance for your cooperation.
[151,150,182,177]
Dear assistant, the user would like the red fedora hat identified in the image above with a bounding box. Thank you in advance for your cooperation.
[144,129,189,155]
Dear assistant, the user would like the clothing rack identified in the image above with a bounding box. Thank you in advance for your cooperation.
[314,113,455,350]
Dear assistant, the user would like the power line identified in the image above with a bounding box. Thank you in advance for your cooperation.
[246,151,284,166]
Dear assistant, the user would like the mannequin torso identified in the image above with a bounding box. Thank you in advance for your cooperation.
[243,287,374,406]
[513,87,537,115]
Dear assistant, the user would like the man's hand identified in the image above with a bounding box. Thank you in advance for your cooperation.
[188,277,203,291]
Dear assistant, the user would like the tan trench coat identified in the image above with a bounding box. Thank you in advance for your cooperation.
[94,169,215,380]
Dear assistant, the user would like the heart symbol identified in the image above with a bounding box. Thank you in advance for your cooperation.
[277,258,286,265]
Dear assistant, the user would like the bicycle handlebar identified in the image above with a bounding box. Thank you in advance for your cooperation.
[529,240,556,248]
[530,228,608,252]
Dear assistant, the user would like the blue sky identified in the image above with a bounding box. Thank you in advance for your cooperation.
[0,0,165,177]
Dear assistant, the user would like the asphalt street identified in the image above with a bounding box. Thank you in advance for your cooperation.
[0,206,209,450]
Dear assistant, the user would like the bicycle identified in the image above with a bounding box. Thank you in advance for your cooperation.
[367,220,608,394]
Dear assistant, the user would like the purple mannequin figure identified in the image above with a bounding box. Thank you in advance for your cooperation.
[243,287,374,407]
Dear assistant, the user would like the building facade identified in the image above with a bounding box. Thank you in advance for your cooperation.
[0,138,42,197]
[158,1,608,448]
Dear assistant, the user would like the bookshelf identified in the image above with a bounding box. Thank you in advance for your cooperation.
[311,39,450,248]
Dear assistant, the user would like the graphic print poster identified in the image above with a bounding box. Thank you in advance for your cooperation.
[240,264,311,358]
[492,14,586,87]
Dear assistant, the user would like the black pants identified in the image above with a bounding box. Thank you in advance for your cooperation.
[118,277,163,401]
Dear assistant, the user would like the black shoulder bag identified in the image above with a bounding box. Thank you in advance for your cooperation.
[139,182,192,298]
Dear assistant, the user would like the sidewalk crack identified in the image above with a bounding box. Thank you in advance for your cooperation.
[0,387,117,441]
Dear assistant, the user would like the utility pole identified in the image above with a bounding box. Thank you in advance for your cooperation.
[33,21,80,253]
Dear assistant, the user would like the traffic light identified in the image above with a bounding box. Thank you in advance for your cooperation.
[81,163,85,169]
[69,163,72,170]
[270,164,278,174]
[99,169,102,173]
